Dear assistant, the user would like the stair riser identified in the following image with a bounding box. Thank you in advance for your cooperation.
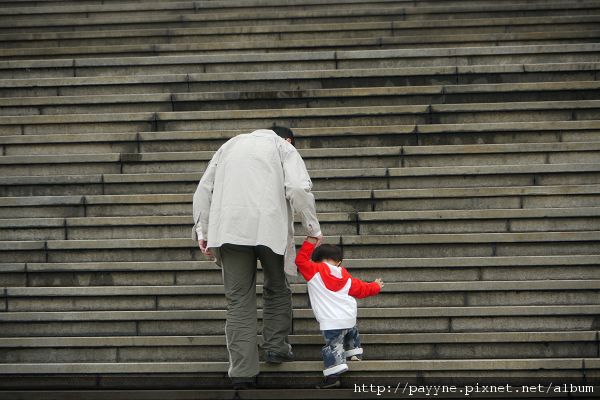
[4,150,599,175]
[1,195,597,221]
[4,290,600,312]
[3,129,596,157]
[3,268,483,288]
[2,2,523,25]
[378,195,600,212]
[3,21,598,49]
[6,265,596,288]
[2,242,599,263]
[2,7,598,34]
[6,89,600,117]
[3,186,599,212]
[0,103,172,117]
[2,217,599,241]
[2,71,597,99]
[2,0,590,24]
[2,172,598,196]
[4,52,599,80]
[0,315,595,337]
[0,341,595,363]
[3,109,600,136]
[7,38,600,61]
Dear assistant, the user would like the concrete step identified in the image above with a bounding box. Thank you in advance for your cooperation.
[0,0,581,8]
[0,331,596,363]
[1,162,598,195]
[2,43,598,79]
[3,254,600,288]
[1,121,598,156]
[0,305,598,336]
[2,280,599,312]
[2,141,599,175]
[0,387,593,400]
[2,62,597,98]
[2,207,599,240]
[4,30,600,60]
[0,0,439,23]
[1,100,600,136]
[1,231,598,263]
[2,81,600,116]
[0,183,597,219]
[2,1,598,34]
[1,14,597,49]
[0,0,576,20]
[0,359,595,393]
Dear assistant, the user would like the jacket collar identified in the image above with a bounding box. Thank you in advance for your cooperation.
[250,129,278,138]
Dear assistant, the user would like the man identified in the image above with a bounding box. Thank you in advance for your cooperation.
[192,126,323,389]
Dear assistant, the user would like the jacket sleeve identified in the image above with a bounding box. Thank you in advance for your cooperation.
[281,144,321,238]
[348,274,381,299]
[294,241,321,281]
[192,147,222,241]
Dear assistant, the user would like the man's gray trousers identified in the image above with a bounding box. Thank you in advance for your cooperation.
[216,243,293,378]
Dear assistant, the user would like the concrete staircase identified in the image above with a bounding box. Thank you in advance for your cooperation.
[0,0,599,398]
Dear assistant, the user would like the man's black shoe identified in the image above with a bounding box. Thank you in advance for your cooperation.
[264,350,295,364]
[316,375,341,389]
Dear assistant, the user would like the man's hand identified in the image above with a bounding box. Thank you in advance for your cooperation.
[306,235,323,246]
[198,240,214,257]
[374,278,384,288]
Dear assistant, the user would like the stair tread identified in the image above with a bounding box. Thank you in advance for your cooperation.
[3,1,598,29]
[3,100,600,125]
[2,141,600,164]
[1,254,596,273]
[2,62,598,88]
[0,331,595,347]
[2,206,599,227]
[0,358,589,373]
[2,81,600,108]
[1,305,598,321]
[4,280,600,296]
[3,13,599,43]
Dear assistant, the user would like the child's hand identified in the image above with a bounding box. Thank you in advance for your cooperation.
[374,278,384,288]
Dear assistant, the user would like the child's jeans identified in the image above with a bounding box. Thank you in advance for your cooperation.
[321,326,363,376]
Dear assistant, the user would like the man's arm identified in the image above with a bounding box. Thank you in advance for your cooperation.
[192,147,222,253]
[281,145,322,238]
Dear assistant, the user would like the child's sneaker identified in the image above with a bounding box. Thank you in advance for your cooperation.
[316,375,341,389]
[349,355,362,361]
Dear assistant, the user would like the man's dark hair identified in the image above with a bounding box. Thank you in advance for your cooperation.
[311,244,343,263]
[270,124,295,146]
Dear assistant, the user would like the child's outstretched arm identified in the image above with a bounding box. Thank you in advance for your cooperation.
[348,275,383,299]
[295,238,321,281]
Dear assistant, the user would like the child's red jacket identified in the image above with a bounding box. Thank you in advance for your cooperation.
[295,240,381,330]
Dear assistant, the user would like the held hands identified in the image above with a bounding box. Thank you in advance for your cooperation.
[374,278,384,288]
[306,235,323,246]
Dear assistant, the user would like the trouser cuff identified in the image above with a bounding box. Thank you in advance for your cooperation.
[344,347,363,357]
[323,363,348,376]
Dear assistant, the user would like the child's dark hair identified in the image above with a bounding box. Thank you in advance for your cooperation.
[311,244,343,263]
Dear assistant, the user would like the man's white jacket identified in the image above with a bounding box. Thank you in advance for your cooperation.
[192,129,321,276]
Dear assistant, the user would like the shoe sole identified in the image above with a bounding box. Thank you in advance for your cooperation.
[265,353,294,364]
[316,382,341,389]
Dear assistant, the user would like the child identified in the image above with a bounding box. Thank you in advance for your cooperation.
[295,237,384,389]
